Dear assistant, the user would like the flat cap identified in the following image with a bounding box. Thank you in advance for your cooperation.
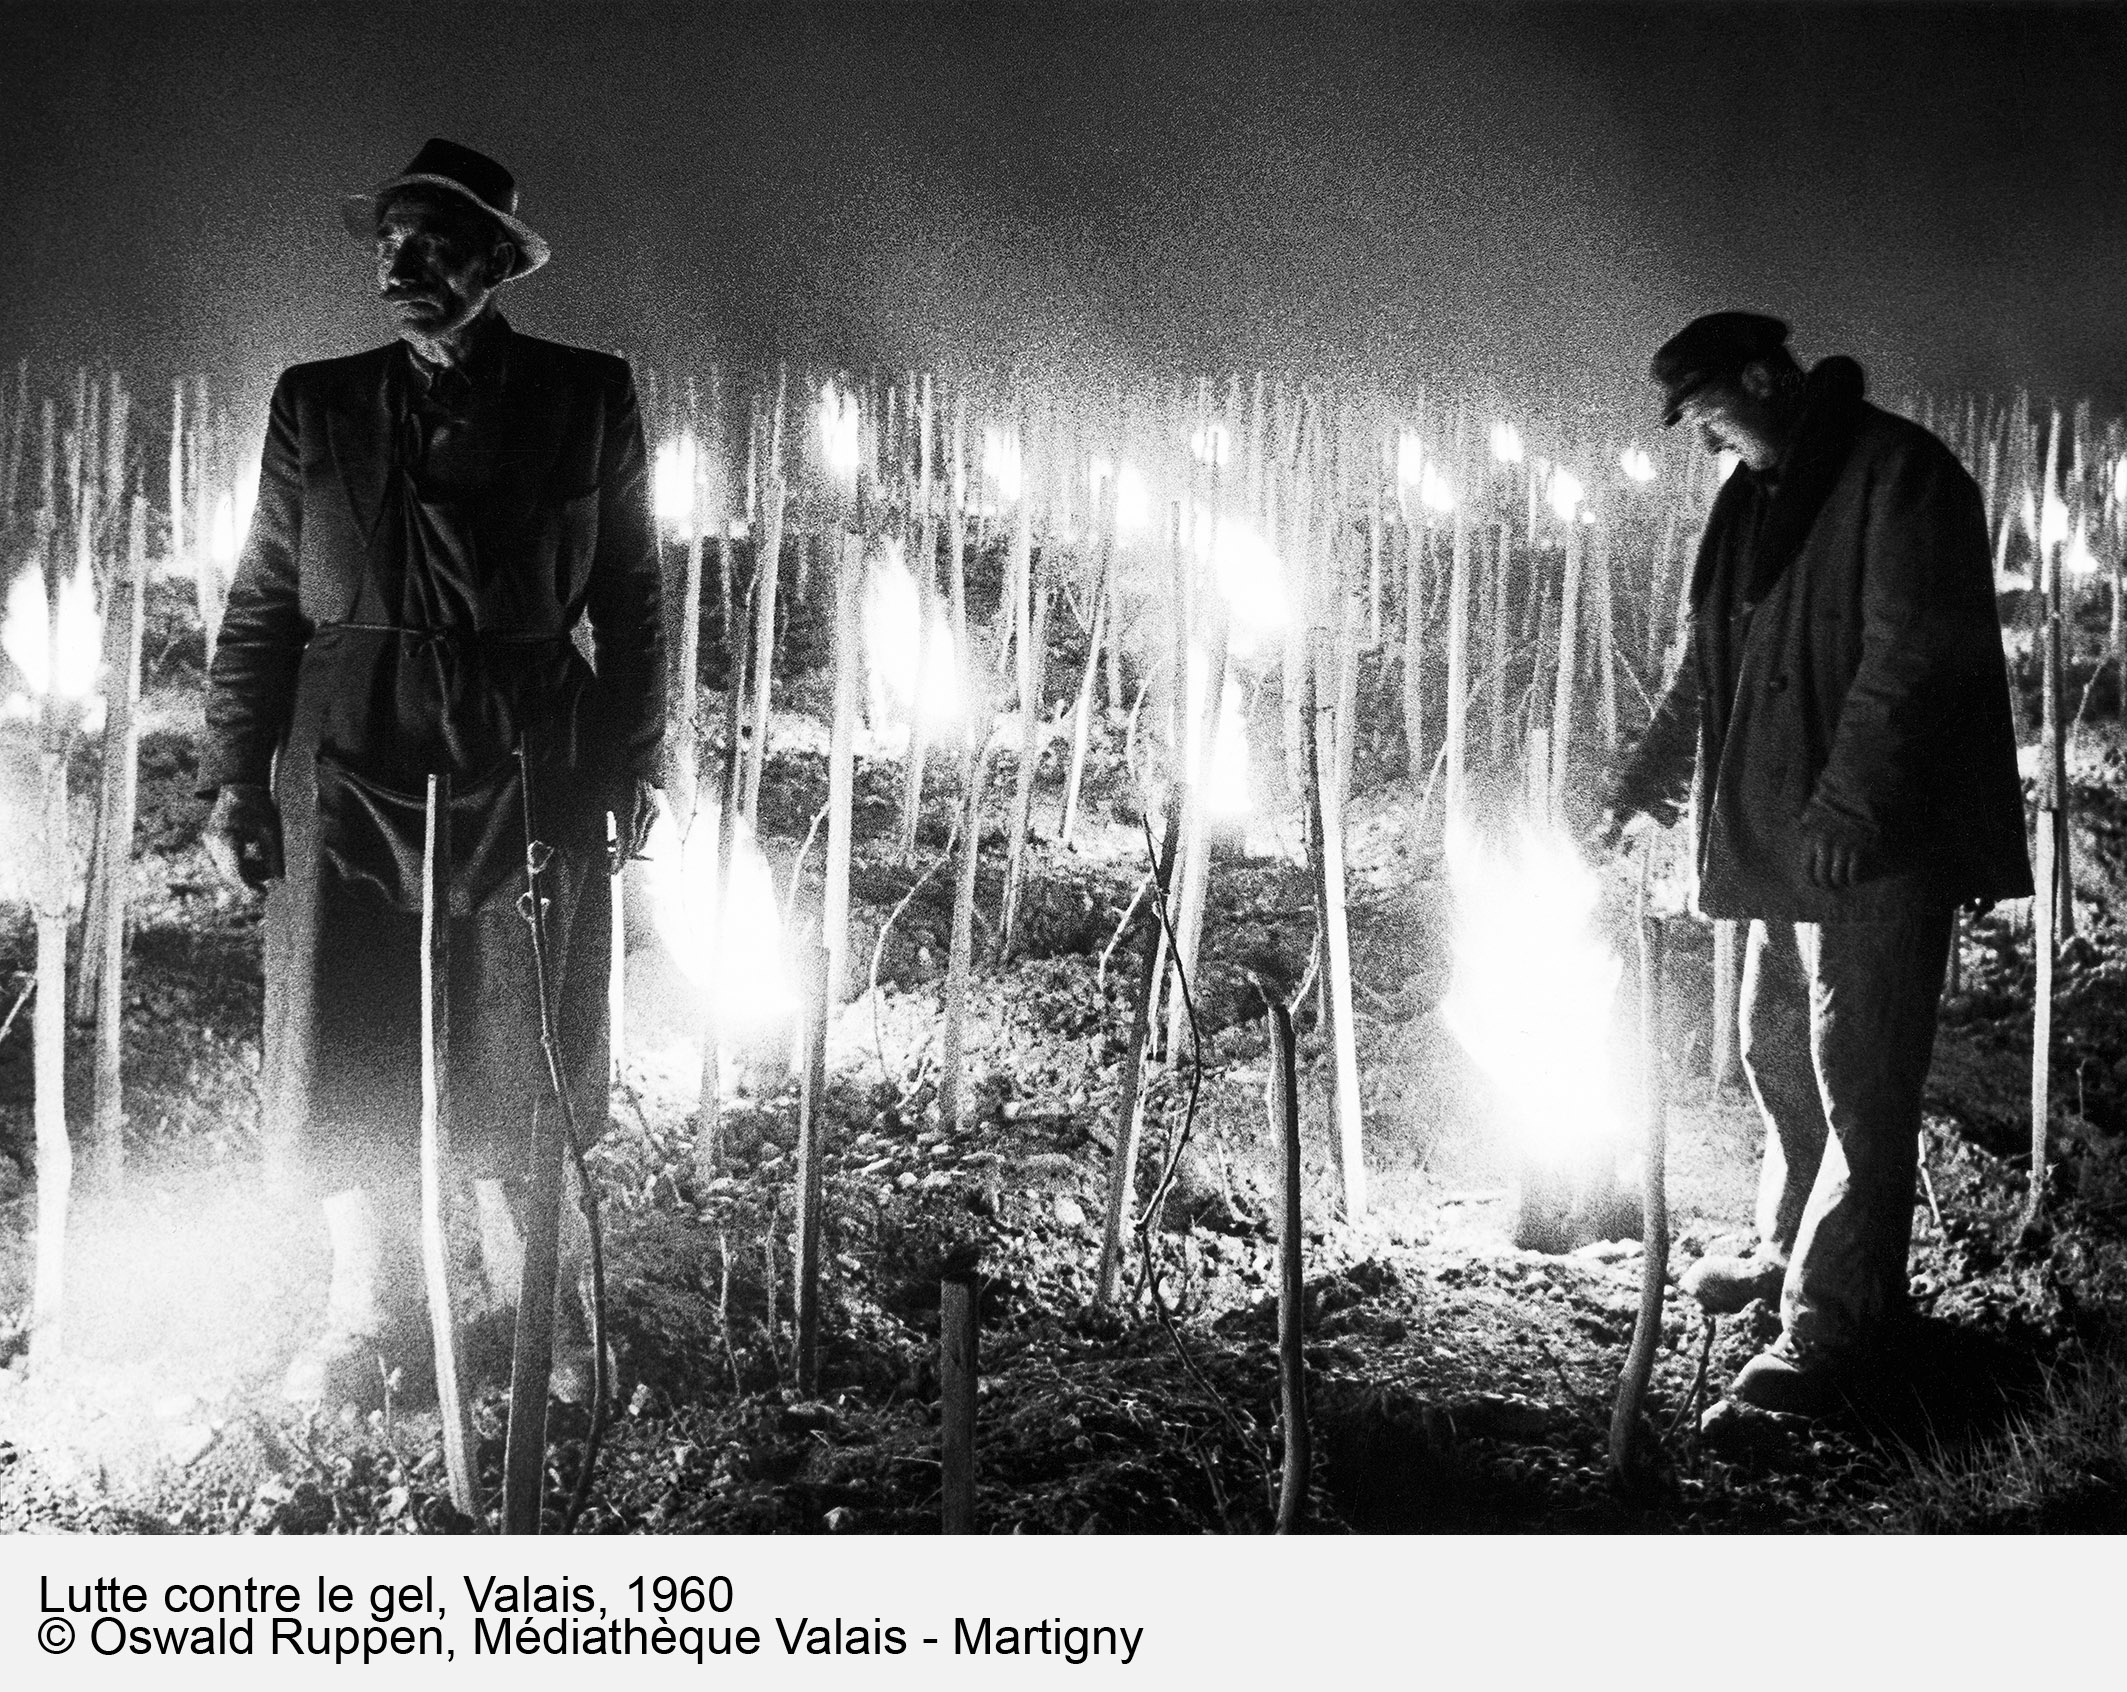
[1650,312,1790,427]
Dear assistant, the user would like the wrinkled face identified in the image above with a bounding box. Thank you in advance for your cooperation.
[1676,364,1784,472]
[373,188,514,343]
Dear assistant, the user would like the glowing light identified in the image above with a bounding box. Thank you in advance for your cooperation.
[3,559,101,700]
[209,492,239,567]
[235,452,262,540]
[1089,457,1153,537]
[2040,490,2070,556]
[2064,519,2102,577]
[1619,447,1656,484]
[1396,433,1425,486]
[1419,464,1457,515]
[865,539,962,727]
[1547,467,1584,523]
[982,428,1022,504]
[1190,423,1231,467]
[1716,450,1742,484]
[653,434,699,530]
[1491,422,1525,465]
[644,807,796,1035]
[819,385,861,482]
[1185,655,1252,822]
[1190,506,1287,655]
[2114,457,2127,508]
[1440,824,1627,1166]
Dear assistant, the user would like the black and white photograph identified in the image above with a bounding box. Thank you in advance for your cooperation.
[2,0,2125,1573]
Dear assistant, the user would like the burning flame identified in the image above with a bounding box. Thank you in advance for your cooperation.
[209,493,239,567]
[1089,457,1152,537]
[1191,423,1231,468]
[866,539,962,727]
[4,559,101,702]
[820,385,861,481]
[654,434,699,530]
[1491,422,1525,465]
[644,806,796,1036]
[1191,507,1287,656]
[982,428,1021,504]
[1185,654,1252,822]
[1396,433,1425,487]
[1440,823,1626,1166]
[1619,447,1656,484]
[1546,467,1584,523]
[2113,456,2127,509]
[1419,464,1457,515]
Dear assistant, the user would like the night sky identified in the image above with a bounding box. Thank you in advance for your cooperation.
[6,2,2125,426]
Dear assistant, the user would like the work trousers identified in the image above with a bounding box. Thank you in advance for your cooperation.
[1737,904,1955,1355]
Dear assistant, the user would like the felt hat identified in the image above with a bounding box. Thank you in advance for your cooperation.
[1650,312,1789,426]
[340,137,550,280]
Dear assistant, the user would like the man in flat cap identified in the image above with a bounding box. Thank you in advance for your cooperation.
[202,138,662,1407]
[1602,312,2029,1413]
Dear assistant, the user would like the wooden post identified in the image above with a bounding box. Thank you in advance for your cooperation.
[1610,903,1668,1475]
[695,579,754,1174]
[88,494,148,1182]
[824,528,859,1009]
[1001,521,1048,962]
[741,367,787,828]
[1550,517,1585,814]
[795,941,829,1396]
[30,401,71,1371]
[1058,531,1111,849]
[898,374,936,858]
[2028,446,2066,1234]
[671,418,705,835]
[1491,520,1511,765]
[1304,631,1366,1220]
[1710,918,1743,1089]
[1094,800,1182,1308]
[1267,992,1308,1533]
[939,473,986,1137]
[1443,491,1471,834]
[1594,518,1618,756]
[939,1268,977,1534]
[417,775,478,1518]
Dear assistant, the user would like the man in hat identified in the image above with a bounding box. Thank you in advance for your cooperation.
[1600,312,2029,1414]
[202,139,663,1407]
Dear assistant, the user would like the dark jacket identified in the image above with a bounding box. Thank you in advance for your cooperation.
[200,319,660,1193]
[203,322,663,796]
[1616,357,2031,921]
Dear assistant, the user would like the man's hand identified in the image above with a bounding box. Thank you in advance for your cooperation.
[610,776,659,874]
[1801,819,1874,891]
[205,783,284,893]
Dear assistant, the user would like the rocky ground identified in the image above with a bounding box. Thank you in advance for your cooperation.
[3,579,2127,1535]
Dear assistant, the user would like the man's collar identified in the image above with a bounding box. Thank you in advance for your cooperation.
[404,309,511,392]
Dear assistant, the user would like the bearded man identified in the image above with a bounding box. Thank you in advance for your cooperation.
[202,139,662,1407]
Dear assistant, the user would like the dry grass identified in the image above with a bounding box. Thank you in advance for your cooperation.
[1884,1344,2127,1532]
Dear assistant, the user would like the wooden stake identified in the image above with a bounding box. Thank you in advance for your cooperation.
[939,502,986,1137]
[795,941,829,1397]
[88,494,148,1182]
[1267,992,1308,1533]
[1443,491,1471,834]
[670,414,705,834]
[824,529,860,1008]
[417,774,478,1518]
[939,1267,977,1534]
[741,367,788,828]
[898,374,936,857]
[30,399,71,1371]
[1609,898,1668,1476]
[1058,530,1111,849]
[1001,514,1048,962]
[1550,517,1585,818]
[1710,919,1742,1089]
[1304,630,1366,1220]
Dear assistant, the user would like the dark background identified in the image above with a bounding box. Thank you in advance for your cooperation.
[4,1,2122,425]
